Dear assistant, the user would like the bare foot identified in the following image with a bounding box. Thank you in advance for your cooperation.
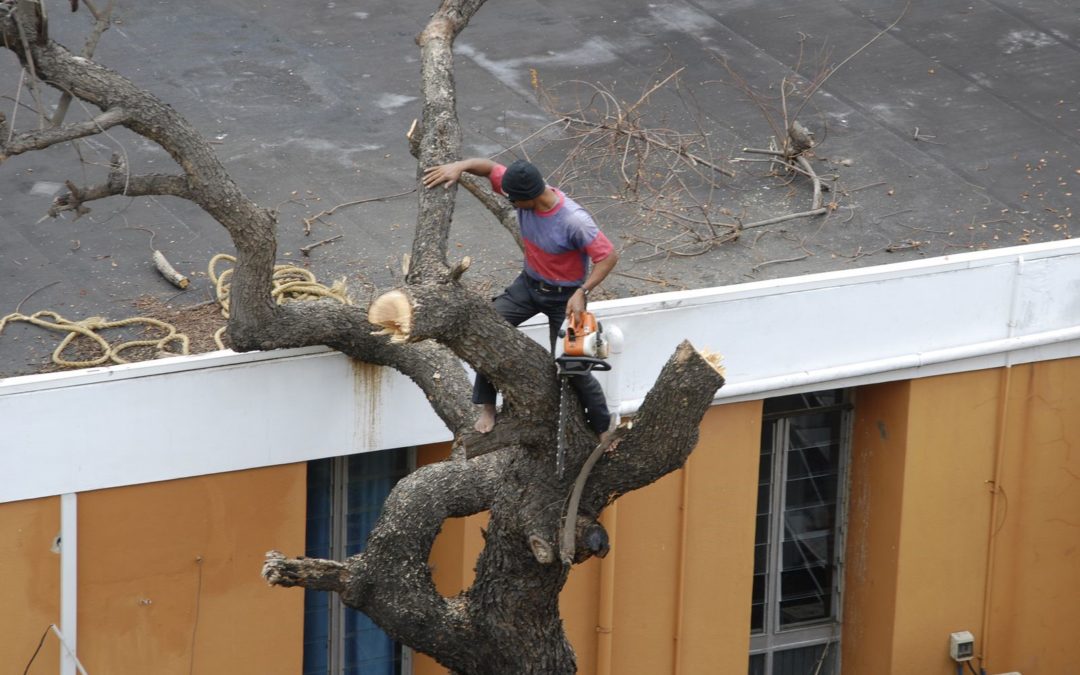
[474,404,496,433]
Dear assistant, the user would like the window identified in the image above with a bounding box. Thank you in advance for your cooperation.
[749,390,851,675]
[304,448,414,675]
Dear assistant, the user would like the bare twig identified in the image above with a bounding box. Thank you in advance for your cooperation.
[796,155,823,210]
[740,208,829,230]
[849,181,887,192]
[3,107,127,157]
[300,234,343,256]
[52,0,116,127]
[12,8,48,129]
[121,225,158,250]
[790,0,912,123]
[751,253,810,272]
[302,188,416,234]
[912,126,945,145]
[885,239,923,252]
[613,271,687,290]
[578,114,734,177]
[874,208,914,223]
[742,147,788,157]
[14,280,61,314]
[621,67,685,121]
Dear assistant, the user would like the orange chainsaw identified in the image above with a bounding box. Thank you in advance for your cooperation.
[556,310,610,374]
[555,311,611,476]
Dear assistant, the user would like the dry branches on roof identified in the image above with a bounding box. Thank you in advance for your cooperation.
[530,69,743,262]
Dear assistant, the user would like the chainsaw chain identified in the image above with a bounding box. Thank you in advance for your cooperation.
[556,376,570,478]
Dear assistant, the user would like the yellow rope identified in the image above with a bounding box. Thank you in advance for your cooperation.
[0,310,189,368]
[1,254,351,368]
[208,253,351,348]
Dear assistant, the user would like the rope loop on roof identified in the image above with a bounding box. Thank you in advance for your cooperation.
[1,254,351,367]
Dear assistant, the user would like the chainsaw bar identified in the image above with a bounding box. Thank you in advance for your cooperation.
[554,355,610,477]
[557,376,570,478]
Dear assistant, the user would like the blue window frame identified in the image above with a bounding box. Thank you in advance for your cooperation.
[304,448,412,675]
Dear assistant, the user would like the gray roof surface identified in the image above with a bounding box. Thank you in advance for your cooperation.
[1,0,1077,376]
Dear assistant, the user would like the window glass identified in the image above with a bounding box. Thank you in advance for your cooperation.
[305,449,409,675]
[773,642,837,674]
[763,389,843,417]
[780,411,841,628]
[304,459,335,675]
[752,423,774,634]
[748,653,766,675]
[750,390,848,674]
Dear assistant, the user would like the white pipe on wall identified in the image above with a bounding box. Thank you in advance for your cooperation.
[60,492,78,675]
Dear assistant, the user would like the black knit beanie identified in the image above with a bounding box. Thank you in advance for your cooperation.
[502,160,546,201]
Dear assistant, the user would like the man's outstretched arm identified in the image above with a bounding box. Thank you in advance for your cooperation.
[422,157,497,189]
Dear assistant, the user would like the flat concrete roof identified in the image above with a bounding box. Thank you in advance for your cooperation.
[1,0,1077,376]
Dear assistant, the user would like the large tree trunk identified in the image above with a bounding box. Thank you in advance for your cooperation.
[3,2,727,673]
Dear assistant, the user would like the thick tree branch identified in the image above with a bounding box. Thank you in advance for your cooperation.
[225,299,477,434]
[369,284,560,430]
[406,123,523,253]
[457,172,524,252]
[460,419,551,458]
[407,0,489,283]
[263,553,350,593]
[582,341,725,513]
[51,172,190,217]
[266,452,507,673]
[51,0,116,127]
[2,10,281,334]
[1,4,481,438]
[1,106,126,159]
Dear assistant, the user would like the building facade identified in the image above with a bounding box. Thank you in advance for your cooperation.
[3,240,1079,675]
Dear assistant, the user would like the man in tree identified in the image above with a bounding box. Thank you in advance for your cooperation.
[423,158,620,436]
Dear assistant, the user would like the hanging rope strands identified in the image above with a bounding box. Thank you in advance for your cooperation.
[207,253,352,348]
[0,310,190,368]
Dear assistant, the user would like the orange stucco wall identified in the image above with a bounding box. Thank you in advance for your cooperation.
[842,380,910,674]
[606,401,762,675]
[986,359,1080,673]
[0,495,61,672]
[0,464,308,674]
[893,370,1000,673]
[415,443,489,675]
[417,401,763,675]
[844,359,1080,675]
[75,464,308,674]
[8,358,1078,675]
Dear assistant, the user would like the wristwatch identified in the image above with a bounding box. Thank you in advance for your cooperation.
[581,287,590,297]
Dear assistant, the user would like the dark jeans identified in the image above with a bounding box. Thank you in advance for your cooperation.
[473,273,612,434]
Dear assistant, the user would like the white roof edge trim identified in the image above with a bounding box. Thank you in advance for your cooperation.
[618,325,1080,413]
[5,238,1078,395]
[0,345,334,396]
[4,238,1080,503]
[596,238,1080,315]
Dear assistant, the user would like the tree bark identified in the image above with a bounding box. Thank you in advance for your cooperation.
[3,2,728,673]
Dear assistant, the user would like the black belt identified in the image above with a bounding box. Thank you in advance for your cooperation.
[525,275,578,295]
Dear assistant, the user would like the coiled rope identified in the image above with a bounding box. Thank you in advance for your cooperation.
[0,254,351,368]
[0,310,189,368]
[207,253,351,348]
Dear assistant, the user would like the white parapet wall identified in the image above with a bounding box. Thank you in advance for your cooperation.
[3,239,1080,503]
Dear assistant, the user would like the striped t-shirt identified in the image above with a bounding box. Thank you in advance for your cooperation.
[490,163,614,286]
